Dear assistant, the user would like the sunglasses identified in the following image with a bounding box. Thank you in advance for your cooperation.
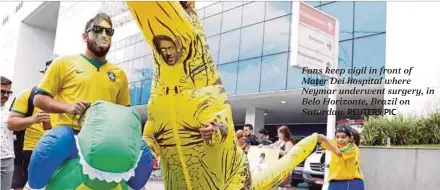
[1,90,13,96]
[86,25,114,37]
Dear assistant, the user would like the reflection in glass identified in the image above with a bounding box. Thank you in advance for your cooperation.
[207,35,220,64]
[354,2,386,37]
[260,53,288,92]
[339,40,353,80]
[203,14,222,37]
[141,55,154,80]
[320,2,354,41]
[237,58,261,94]
[240,23,264,60]
[131,59,142,82]
[124,44,134,62]
[197,9,205,19]
[219,30,240,64]
[205,2,223,17]
[265,1,291,20]
[223,2,243,11]
[218,62,238,95]
[130,81,142,106]
[115,49,124,64]
[263,16,290,55]
[242,2,265,27]
[353,34,386,79]
[222,7,243,33]
[304,1,320,7]
[140,79,152,105]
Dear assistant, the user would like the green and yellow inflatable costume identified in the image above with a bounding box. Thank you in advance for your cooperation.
[126,2,318,190]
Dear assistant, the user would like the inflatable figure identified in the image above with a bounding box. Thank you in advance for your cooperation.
[126,2,318,190]
[27,101,153,190]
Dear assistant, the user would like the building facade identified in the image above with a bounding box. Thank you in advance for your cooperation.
[1,1,389,134]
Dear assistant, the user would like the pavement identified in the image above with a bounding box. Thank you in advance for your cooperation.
[145,179,309,190]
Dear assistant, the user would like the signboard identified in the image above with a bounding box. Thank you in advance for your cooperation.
[290,2,339,77]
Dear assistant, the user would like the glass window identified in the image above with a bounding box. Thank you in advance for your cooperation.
[354,2,386,38]
[222,7,242,33]
[320,2,354,41]
[237,58,261,94]
[203,14,222,37]
[205,2,223,17]
[140,79,152,105]
[107,51,116,63]
[124,44,135,62]
[242,2,265,27]
[304,1,320,7]
[263,16,290,55]
[287,66,309,89]
[141,55,154,80]
[260,53,288,92]
[207,35,220,64]
[218,62,238,95]
[265,1,292,20]
[196,9,205,19]
[131,59,142,82]
[353,34,386,79]
[134,41,143,58]
[240,23,264,60]
[130,82,142,106]
[219,30,240,64]
[339,40,353,80]
[223,2,243,11]
[115,49,124,64]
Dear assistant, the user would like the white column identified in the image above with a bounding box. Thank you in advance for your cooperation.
[244,107,265,134]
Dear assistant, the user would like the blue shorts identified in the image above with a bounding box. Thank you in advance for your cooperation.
[329,179,365,190]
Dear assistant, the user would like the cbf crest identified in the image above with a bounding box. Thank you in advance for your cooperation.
[107,71,116,82]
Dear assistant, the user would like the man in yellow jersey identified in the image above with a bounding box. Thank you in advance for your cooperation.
[26,13,130,189]
[8,60,55,190]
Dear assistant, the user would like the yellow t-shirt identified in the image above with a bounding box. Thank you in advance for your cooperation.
[36,54,130,130]
[11,88,58,151]
[321,140,364,181]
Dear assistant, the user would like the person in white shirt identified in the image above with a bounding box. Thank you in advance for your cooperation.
[1,76,14,190]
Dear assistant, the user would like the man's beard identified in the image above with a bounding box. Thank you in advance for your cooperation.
[87,39,110,57]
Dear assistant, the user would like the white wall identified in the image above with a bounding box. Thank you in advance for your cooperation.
[385,2,440,117]
[12,24,56,94]
[0,2,44,80]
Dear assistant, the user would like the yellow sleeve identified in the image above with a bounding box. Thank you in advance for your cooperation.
[37,58,63,97]
[340,145,358,161]
[11,89,31,116]
[320,139,337,151]
[117,71,130,106]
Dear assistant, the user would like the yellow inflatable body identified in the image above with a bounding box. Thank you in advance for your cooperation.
[126,2,318,190]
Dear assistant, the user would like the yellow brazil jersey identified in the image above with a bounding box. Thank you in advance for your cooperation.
[36,54,130,131]
[11,88,58,151]
[321,140,364,181]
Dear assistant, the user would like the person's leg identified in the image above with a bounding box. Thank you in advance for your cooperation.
[348,179,365,190]
[21,150,33,186]
[11,160,25,189]
[27,126,78,189]
[328,180,348,190]
[1,157,14,190]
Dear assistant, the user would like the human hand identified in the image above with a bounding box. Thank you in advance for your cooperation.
[66,101,90,114]
[200,123,214,142]
[318,134,327,142]
[31,112,51,124]
[42,121,52,130]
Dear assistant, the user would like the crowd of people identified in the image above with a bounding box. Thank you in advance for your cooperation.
[0,10,365,190]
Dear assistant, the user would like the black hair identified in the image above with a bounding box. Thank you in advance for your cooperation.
[335,124,360,146]
[260,153,265,159]
[258,128,268,135]
[152,35,176,52]
[1,76,12,85]
[85,13,113,32]
[244,124,253,130]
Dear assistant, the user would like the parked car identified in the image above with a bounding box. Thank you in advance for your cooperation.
[302,144,325,190]
[291,161,305,187]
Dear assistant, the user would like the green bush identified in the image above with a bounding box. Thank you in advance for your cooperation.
[362,112,440,146]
